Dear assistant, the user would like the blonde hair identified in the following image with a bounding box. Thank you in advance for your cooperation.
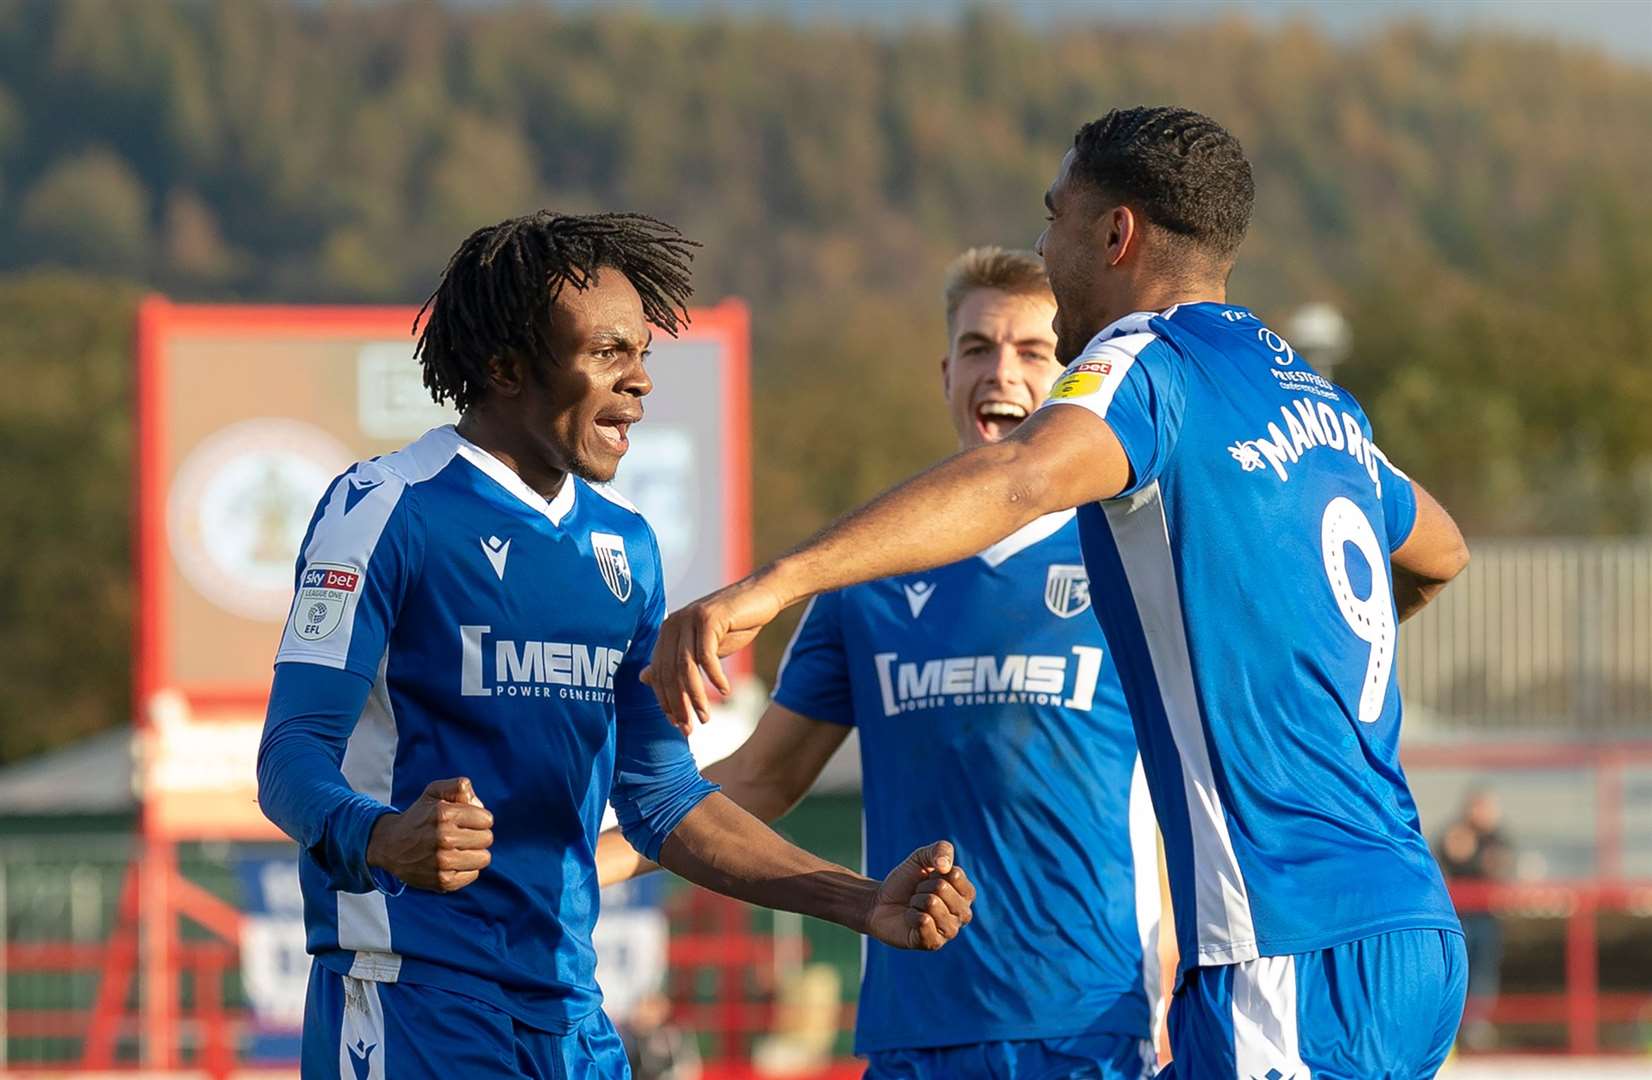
[942,246,1051,334]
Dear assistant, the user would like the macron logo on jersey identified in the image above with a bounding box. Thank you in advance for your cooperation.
[902,581,936,618]
[459,625,623,702]
[480,535,511,580]
[871,646,1105,718]
[343,474,384,515]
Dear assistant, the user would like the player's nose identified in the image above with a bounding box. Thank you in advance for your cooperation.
[989,344,1023,384]
[619,355,653,398]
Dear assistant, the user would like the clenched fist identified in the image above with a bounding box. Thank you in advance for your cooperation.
[366,777,494,893]
[866,840,976,950]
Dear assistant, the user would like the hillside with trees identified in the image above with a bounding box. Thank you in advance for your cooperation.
[1,0,1650,760]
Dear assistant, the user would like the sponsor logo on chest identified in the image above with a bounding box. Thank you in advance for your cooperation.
[459,624,626,703]
[871,646,1105,718]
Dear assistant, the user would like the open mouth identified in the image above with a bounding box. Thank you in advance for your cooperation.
[593,415,635,455]
[975,400,1029,442]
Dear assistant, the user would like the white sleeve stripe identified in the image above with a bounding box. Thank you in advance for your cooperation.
[1038,332,1160,421]
[337,650,400,963]
[274,474,407,669]
[1102,482,1256,964]
[1127,755,1164,1036]
[773,596,821,691]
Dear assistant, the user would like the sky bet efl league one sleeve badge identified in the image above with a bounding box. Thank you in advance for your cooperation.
[290,563,361,641]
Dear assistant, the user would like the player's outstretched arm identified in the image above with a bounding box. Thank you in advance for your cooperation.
[1390,480,1469,621]
[597,704,850,887]
[656,792,975,950]
[645,406,1130,730]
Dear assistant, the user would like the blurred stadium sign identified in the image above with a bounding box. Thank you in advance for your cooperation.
[134,297,750,839]
[233,852,309,1060]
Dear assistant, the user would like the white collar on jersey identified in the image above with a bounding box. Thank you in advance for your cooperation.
[445,426,578,527]
[975,509,1075,568]
[1075,309,1165,356]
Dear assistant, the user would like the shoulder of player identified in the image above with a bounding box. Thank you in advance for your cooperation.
[581,478,643,517]
[333,429,469,504]
[367,427,470,490]
[310,433,468,550]
[1059,323,1175,388]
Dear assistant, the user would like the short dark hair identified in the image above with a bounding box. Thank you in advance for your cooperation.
[1070,106,1254,263]
[942,246,1051,335]
[414,211,697,411]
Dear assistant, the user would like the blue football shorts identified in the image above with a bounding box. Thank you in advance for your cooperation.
[300,962,630,1079]
[865,1030,1156,1079]
[1157,928,1466,1079]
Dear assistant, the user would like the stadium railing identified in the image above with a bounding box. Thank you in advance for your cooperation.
[3,740,1650,1069]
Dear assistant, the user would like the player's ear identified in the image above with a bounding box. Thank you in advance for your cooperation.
[940,353,952,396]
[484,351,525,397]
[1104,205,1134,268]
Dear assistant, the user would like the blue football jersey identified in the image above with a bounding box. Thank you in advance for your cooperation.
[773,514,1160,1053]
[257,425,714,1033]
[1038,303,1458,980]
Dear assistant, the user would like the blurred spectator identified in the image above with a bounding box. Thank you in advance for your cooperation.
[1435,788,1514,1051]
[618,992,701,1080]
[751,963,842,1077]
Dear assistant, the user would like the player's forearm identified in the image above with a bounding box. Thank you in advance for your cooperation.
[595,827,660,886]
[756,440,1050,608]
[596,743,801,886]
[697,752,812,823]
[1391,481,1469,621]
[256,731,395,891]
[656,793,875,934]
[1392,566,1451,622]
[256,665,394,892]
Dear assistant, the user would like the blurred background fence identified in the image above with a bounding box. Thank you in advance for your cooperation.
[1,535,1651,1063]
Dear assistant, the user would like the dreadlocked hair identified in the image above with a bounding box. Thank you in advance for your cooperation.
[413,211,698,411]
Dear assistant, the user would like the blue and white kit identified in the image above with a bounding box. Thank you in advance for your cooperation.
[1039,303,1465,1078]
[257,425,715,1078]
[774,513,1159,1078]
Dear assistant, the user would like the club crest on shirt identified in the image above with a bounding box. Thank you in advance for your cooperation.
[1044,564,1091,619]
[591,532,632,603]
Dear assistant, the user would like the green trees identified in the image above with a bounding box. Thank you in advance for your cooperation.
[0,2,1649,757]
[0,273,134,762]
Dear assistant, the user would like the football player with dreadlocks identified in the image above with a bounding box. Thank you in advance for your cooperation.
[256,211,975,1079]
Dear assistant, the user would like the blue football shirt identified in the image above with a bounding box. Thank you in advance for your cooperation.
[256,425,715,1033]
[773,514,1160,1053]
[1038,303,1459,980]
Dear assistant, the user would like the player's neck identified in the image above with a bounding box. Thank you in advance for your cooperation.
[455,413,570,502]
[1115,278,1227,323]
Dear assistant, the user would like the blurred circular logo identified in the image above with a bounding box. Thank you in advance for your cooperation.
[167,419,354,621]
